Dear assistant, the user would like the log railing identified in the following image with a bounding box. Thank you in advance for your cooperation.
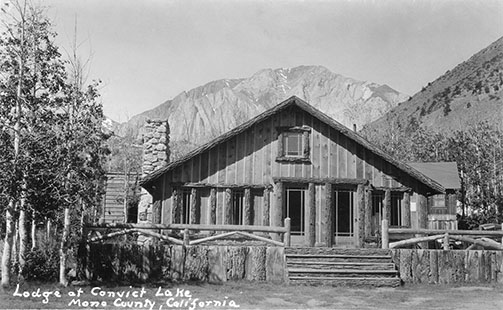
[84,218,291,247]
[381,219,503,250]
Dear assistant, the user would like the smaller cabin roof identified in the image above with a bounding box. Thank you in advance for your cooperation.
[407,162,461,190]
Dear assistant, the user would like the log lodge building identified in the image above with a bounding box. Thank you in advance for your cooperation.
[139,96,459,247]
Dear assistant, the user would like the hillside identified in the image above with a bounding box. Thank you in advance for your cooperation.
[362,37,503,137]
[114,65,408,151]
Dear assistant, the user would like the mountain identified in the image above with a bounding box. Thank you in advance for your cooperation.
[362,37,503,137]
[114,65,408,149]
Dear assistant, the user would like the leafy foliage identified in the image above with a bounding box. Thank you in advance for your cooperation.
[364,121,503,227]
[0,0,108,285]
[22,239,59,282]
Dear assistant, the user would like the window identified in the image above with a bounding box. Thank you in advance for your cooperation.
[284,132,303,157]
[371,192,404,229]
[232,191,244,225]
[390,193,402,227]
[276,126,310,162]
[181,189,191,224]
[429,194,446,208]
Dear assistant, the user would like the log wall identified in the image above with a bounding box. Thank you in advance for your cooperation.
[81,243,287,284]
[392,249,503,284]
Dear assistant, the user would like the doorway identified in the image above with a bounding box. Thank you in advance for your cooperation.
[334,190,355,246]
[285,188,306,236]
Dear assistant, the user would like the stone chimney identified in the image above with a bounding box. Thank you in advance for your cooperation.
[142,119,170,177]
[138,119,170,224]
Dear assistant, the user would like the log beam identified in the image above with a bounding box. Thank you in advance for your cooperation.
[417,194,428,229]
[356,184,365,248]
[244,188,252,225]
[324,183,334,247]
[272,182,284,241]
[209,188,217,225]
[402,192,411,228]
[383,189,391,223]
[263,188,270,226]
[364,186,372,238]
[190,188,198,224]
[307,183,316,247]
[224,188,232,225]
[172,188,180,224]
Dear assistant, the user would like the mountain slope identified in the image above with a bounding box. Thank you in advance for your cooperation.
[362,37,503,136]
[115,65,408,147]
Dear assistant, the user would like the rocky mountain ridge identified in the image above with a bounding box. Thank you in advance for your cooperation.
[114,65,408,150]
[362,37,503,137]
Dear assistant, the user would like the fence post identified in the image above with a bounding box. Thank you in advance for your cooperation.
[381,219,389,249]
[183,228,190,246]
[284,217,291,247]
[443,233,450,250]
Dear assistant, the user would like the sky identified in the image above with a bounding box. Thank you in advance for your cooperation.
[37,0,503,122]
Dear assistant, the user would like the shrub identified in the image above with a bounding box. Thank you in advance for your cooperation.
[22,243,59,282]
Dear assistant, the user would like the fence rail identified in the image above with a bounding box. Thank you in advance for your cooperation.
[381,219,503,250]
[84,218,291,247]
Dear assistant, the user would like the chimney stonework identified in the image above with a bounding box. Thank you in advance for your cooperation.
[142,120,170,177]
[138,119,170,223]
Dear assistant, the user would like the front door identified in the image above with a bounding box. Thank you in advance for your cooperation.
[334,190,355,246]
[285,187,307,244]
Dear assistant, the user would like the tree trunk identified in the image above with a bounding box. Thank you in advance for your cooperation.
[1,202,15,288]
[31,213,37,251]
[59,207,70,286]
[18,208,27,278]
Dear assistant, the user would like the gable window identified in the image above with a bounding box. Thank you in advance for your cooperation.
[284,132,303,157]
[276,126,311,162]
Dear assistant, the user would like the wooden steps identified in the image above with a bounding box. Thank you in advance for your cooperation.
[286,247,401,287]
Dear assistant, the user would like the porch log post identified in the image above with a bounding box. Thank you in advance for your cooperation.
[324,183,334,247]
[224,188,232,225]
[190,188,198,224]
[356,184,365,248]
[152,200,161,224]
[402,191,411,228]
[417,193,429,249]
[307,183,316,247]
[417,194,428,229]
[272,182,284,241]
[209,188,217,225]
[364,186,372,238]
[383,189,391,223]
[244,188,252,225]
[447,192,457,215]
[263,188,270,226]
[172,188,180,224]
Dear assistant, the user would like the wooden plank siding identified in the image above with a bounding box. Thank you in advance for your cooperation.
[151,105,443,245]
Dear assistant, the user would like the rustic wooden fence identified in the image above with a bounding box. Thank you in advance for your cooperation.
[78,244,287,284]
[381,219,503,250]
[84,218,291,247]
[391,249,503,284]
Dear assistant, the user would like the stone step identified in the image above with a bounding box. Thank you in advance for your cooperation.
[288,268,398,278]
[286,261,396,270]
[286,254,392,263]
[289,276,401,287]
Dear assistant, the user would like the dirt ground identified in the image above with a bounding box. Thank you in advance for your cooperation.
[0,281,502,310]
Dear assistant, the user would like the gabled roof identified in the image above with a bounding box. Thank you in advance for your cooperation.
[141,96,445,193]
[408,162,461,190]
